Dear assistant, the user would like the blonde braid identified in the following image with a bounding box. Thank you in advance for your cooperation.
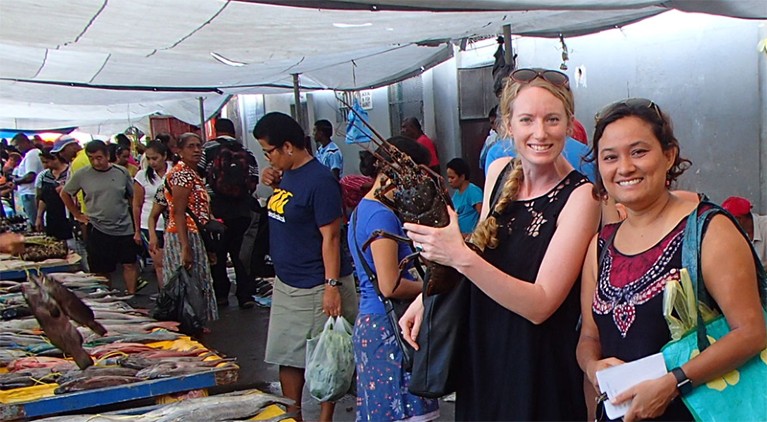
[470,159,524,251]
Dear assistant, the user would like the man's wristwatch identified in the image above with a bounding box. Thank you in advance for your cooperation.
[670,367,693,396]
[325,278,342,287]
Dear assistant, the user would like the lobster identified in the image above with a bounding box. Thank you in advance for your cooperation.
[345,100,464,296]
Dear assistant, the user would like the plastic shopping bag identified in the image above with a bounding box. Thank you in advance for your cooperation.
[151,266,205,336]
[345,99,373,144]
[305,316,355,402]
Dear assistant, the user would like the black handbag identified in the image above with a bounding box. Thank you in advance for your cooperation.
[351,210,415,371]
[165,179,226,252]
[408,273,469,398]
[409,160,515,398]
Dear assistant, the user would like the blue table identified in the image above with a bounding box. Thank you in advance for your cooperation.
[0,367,238,420]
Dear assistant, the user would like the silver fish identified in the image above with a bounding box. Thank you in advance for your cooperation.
[142,391,294,422]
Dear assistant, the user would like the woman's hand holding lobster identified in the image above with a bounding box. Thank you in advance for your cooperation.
[404,207,470,266]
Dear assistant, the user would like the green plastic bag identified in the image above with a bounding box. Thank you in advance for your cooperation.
[305,316,355,402]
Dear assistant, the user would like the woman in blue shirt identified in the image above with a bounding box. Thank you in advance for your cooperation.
[446,158,483,236]
[349,136,439,422]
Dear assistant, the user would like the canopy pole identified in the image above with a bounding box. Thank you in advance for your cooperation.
[198,96,207,142]
[503,24,512,65]
[292,73,303,130]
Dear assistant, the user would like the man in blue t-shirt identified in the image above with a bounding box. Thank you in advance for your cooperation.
[313,119,343,180]
[254,112,357,422]
[484,136,596,183]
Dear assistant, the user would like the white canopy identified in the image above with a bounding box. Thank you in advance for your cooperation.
[1,0,764,128]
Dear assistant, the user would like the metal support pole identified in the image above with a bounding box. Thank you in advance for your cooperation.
[198,96,207,142]
[503,24,512,65]
[292,73,303,130]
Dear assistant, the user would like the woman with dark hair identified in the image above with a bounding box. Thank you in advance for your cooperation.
[445,157,483,236]
[141,133,178,169]
[163,133,218,332]
[133,141,171,286]
[349,136,439,421]
[35,151,72,240]
[254,112,357,421]
[400,68,600,420]
[577,99,766,421]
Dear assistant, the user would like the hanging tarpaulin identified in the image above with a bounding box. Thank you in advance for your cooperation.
[0,127,76,142]
[345,99,374,144]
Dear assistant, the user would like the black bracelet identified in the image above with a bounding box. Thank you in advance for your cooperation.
[670,367,693,396]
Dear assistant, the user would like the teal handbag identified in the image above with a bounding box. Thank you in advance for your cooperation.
[661,203,767,421]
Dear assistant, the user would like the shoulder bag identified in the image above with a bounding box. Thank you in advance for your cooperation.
[164,179,226,252]
[409,159,516,398]
[350,209,415,371]
[661,201,767,421]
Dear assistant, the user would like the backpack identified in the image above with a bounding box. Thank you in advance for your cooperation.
[208,139,250,199]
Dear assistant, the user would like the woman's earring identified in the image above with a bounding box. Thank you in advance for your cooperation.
[288,151,293,156]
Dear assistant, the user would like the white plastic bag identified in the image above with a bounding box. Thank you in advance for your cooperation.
[305,316,355,402]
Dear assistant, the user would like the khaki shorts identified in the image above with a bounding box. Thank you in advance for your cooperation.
[265,274,358,368]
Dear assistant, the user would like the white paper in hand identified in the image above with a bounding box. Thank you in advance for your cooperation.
[595,353,668,420]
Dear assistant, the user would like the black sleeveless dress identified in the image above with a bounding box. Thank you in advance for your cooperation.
[594,218,696,421]
[455,170,588,421]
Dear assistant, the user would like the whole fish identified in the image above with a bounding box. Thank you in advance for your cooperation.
[54,375,143,394]
[135,362,213,379]
[22,281,93,369]
[38,274,106,336]
[8,356,74,371]
[142,391,294,422]
[0,317,41,332]
[0,349,29,367]
[98,321,180,334]
[0,368,60,389]
[88,343,155,358]
[83,330,181,346]
[58,366,139,384]
[119,353,214,370]
[93,311,154,322]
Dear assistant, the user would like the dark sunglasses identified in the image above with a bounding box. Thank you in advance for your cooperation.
[595,98,663,123]
[510,68,569,87]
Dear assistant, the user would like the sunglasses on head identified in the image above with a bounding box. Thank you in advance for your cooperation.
[595,98,663,123]
[510,68,570,87]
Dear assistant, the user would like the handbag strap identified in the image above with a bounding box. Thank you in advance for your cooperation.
[681,200,767,351]
[488,159,515,216]
[351,209,387,301]
[165,178,206,231]
[598,226,619,271]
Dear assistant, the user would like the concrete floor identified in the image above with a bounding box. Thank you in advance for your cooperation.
[117,266,454,421]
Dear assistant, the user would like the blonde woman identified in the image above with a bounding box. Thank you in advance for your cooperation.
[400,68,600,420]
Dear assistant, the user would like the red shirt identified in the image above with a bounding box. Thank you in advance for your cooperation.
[416,134,440,167]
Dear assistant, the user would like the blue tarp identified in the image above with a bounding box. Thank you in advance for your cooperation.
[0,127,76,140]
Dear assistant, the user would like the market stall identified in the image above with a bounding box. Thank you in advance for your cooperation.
[0,272,241,421]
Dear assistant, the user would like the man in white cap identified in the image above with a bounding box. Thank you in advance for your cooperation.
[50,135,82,163]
